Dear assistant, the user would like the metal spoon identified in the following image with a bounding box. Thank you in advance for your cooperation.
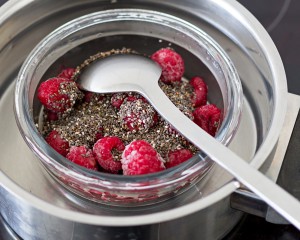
[77,54,300,229]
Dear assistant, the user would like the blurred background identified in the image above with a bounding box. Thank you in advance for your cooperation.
[239,0,300,95]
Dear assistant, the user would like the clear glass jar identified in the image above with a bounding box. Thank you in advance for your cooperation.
[14,9,242,205]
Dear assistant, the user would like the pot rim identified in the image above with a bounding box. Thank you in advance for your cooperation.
[0,0,287,226]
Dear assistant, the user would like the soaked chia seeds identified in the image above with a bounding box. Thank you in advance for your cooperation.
[42,80,198,159]
[41,49,199,160]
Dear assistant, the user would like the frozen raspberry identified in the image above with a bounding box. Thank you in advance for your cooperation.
[165,149,193,169]
[118,98,158,132]
[45,110,58,121]
[165,110,193,136]
[45,130,69,157]
[66,146,98,170]
[190,76,208,107]
[58,68,76,80]
[193,104,221,136]
[94,127,104,141]
[83,91,104,103]
[111,93,128,108]
[121,140,165,175]
[151,48,185,84]
[93,136,125,174]
[37,77,83,113]
[111,93,146,109]
[126,94,146,102]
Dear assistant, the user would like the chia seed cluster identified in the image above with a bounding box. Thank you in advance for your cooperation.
[42,80,197,159]
[38,47,221,175]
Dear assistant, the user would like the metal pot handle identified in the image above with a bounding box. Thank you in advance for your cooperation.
[230,93,300,224]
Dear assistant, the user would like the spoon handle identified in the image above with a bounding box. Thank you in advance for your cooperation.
[143,83,300,230]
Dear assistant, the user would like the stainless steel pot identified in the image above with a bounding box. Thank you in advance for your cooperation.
[0,0,289,239]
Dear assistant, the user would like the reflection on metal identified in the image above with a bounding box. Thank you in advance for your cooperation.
[0,214,20,240]
[267,0,291,32]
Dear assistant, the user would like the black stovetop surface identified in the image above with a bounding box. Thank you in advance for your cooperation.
[1,0,300,239]
[239,0,300,96]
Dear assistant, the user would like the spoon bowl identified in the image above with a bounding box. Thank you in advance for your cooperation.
[78,54,162,94]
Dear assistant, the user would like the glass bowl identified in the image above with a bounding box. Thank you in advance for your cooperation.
[14,9,242,205]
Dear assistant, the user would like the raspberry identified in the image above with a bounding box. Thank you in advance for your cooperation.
[164,110,193,136]
[37,77,83,113]
[151,48,185,84]
[190,76,208,107]
[121,140,165,175]
[193,104,221,136]
[111,93,145,109]
[118,98,158,133]
[126,94,146,102]
[111,93,128,109]
[165,149,193,168]
[94,127,104,141]
[45,130,69,157]
[66,146,98,170]
[83,92,104,103]
[45,110,58,121]
[58,68,76,80]
[93,136,125,173]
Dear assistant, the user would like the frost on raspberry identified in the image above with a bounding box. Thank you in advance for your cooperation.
[37,77,84,113]
[151,48,185,84]
[45,130,70,157]
[166,149,193,169]
[190,76,208,107]
[118,98,158,133]
[193,104,221,136]
[93,136,125,174]
[121,140,165,175]
[66,146,98,170]
[58,68,76,80]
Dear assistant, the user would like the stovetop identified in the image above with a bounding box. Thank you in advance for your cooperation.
[239,0,300,96]
[227,0,300,238]
[1,0,300,239]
